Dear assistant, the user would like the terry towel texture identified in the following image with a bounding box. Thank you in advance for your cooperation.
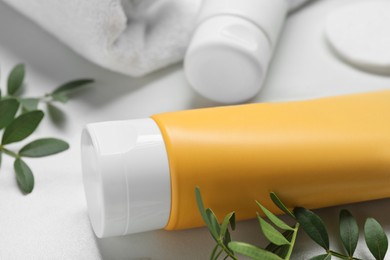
[2,0,312,77]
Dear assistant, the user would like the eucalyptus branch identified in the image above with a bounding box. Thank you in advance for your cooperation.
[196,187,389,260]
[0,145,19,158]
[0,63,93,194]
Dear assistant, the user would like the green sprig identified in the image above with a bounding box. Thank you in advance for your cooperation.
[0,63,93,194]
[195,187,237,260]
[196,187,389,260]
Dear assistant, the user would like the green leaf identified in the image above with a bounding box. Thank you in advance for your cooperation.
[195,187,219,240]
[228,242,283,260]
[206,208,221,236]
[364,218,388,260]
[270,192,295,219]
[19,138,69,157]
[223,229,232,248]
[268,244,291,259]
[51,93,69,103]
[47,103,66,126]
[294,207,329,250]
[229,211,236,231]
[2,110,44,145]
[14,158,34,194]
[51,79,93,94]
[220,212,235,239]
[309,253,332,260]
[258,213,291,246]
[19,98,39,111]
[256,201,294,231]
[265,230,294,256]
[7,64,25,95]
[339,209,359,257]
[0,99,19,129]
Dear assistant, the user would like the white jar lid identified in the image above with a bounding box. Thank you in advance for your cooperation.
[185,16,272,103]
[81,118,171,238]
[184,0,288,103]
[196,0,288,45]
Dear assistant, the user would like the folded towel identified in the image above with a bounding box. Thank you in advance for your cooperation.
[2,0,312,77]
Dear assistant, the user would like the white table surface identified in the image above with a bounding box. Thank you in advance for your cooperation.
[1,0,390,259]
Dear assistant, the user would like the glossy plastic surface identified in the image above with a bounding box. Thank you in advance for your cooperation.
[81,118,171,237]
[152,91,390,230]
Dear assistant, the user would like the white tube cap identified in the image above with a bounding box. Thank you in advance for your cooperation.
[81,118,171,238]
[185,16,271,103]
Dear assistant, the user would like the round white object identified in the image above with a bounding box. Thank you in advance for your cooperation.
[325,1,390,74]
[185,16,271,104]
[184,0,289,104]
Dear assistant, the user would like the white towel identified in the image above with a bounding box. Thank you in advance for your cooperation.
[1,0,312,77]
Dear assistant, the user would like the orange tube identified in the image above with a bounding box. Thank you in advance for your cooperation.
[151,91,390,231]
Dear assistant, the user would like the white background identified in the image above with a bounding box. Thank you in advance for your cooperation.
[1,0,390,259]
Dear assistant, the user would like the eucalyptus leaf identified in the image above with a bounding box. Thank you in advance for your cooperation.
[223,229,232,249]
[229,211,236,231]
[206,208,221,236]
[220,212,235,239]
[258,213,291,246]
[265,230,294,253]
[51,79,93,94]
[195,187,219,240]
[7,64,25,95]
[294,207,329,250]
[270,192,295,219]
[269,244,291,259]
[19,138,69,157]
[364,217,388,260]
[0,99,19,129]
[2,110,44,145]
[47,103,66,127]
[339,209,359,257]
[14,158,34,194]
[256,201,294,231]
[19,98,39,112]
[228,242,283,260]
[309,253,332,260]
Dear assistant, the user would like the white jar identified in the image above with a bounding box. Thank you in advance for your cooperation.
[184,0,289,103]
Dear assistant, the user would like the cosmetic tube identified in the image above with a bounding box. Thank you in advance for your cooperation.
[82,91,390,238]
[184,0,289,103]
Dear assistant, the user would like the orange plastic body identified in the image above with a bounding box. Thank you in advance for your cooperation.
[151,91,390,231]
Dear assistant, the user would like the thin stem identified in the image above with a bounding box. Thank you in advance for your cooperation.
[210,244,220,260]
[285,223,300,260]
[219,242,237,260]
[214,248,224,259]
[0,146,19,158]
[329,250,359,260]
[39,94,53,103]
[16,94,53,104]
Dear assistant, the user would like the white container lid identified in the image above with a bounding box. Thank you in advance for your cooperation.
[81,118,171,238]
[185,16,271,103]
[184,0,288,103]
[197,0,288,45]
